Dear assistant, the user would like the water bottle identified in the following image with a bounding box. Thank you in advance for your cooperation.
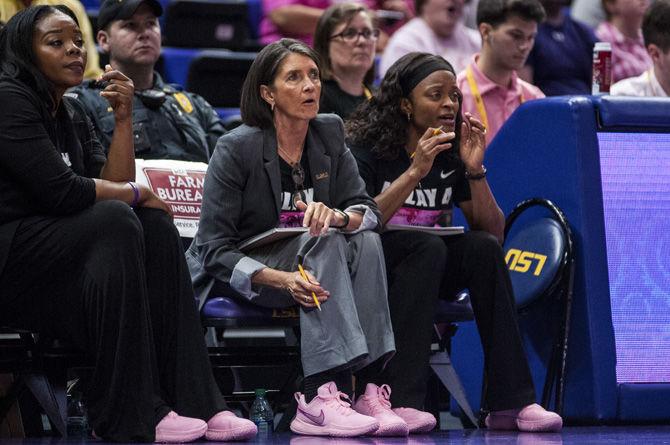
[249,388,273,437]
[66,389,89,438]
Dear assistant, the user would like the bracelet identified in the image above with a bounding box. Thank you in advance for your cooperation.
[128,181,140,207]
[331,209,350,229]
[464,165,487,181]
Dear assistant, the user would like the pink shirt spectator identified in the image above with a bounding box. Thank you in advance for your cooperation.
[595,21,652,83]
[379,17,480,77]
[457,54,545,145]
[260,0,414,45]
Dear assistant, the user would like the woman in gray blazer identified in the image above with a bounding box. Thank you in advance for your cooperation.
[187,39,406,437]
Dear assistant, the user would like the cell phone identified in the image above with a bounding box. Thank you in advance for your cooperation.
[89,79,109,89]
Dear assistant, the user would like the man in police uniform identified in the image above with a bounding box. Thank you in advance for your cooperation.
[69,0,224,162]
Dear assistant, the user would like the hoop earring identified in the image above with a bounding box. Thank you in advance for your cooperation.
[406,112,411,122]
[270,102,275,111]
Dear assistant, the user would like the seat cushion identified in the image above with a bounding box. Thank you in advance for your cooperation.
[201,296,299,327]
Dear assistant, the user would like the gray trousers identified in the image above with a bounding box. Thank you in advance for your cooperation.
[247,231,395,377]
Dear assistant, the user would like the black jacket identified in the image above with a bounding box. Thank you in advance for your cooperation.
[0,77,105,276]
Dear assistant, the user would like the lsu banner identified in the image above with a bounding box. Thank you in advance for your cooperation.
[135,159,208,238]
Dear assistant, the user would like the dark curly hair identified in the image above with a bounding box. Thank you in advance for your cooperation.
[346,52,462,161]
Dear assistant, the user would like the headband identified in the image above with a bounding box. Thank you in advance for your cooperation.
[400,59,455,97]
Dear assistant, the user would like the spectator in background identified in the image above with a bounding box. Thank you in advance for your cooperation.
[70,0,224,162]
[314,3,377,120]
[380,0,480,77]
[522,0,597,95]
[457,0,545,145]
[260,0,414,48]
[611,0,670,96]
[0,0,102,78]
[596,0,652,83]
[571,0,606,29]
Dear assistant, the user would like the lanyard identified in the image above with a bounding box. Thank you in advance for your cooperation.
[465,65,525,131]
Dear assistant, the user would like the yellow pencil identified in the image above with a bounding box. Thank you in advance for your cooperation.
[297,263,321,311]
[412,127,444,159]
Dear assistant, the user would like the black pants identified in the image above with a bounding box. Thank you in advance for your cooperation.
[377,230,536,412]
[0,202,226,442]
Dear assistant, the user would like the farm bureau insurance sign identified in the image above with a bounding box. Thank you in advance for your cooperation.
[135,159,208,238]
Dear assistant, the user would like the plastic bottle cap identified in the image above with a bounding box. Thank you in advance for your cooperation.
[254,388,267,396]
[594,42,611,51]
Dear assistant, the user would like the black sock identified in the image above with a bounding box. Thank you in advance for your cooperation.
[303,369,353,403]
[354,357,385,399]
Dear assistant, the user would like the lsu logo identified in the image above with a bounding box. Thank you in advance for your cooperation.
[505,249,547,276]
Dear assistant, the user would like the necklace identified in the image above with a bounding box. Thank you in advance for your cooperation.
[277,144,303,166]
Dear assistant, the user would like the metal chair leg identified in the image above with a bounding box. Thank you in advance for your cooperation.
[430,350,478,428]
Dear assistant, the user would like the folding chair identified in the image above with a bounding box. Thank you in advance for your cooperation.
[502,197,575,415]
[429,291,479,428]
[0,328,88,437]
[199,289,302,431]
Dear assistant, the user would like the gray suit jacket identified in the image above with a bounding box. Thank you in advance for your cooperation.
[186,114,380,302]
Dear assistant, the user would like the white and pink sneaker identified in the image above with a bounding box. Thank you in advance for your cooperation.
[485,403,563,432]
[393,407,437,433]
[353,384,409,436]
[290,382,379,437]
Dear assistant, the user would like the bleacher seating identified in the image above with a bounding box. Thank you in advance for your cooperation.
[186,50,257,108]
[163,0,261,51]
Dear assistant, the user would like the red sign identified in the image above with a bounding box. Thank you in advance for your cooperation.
[142,167,205,220]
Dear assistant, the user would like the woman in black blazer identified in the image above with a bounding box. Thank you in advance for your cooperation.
[188,39,409,437]
[0,6,256,442]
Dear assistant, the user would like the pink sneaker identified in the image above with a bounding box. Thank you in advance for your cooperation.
[205,410,258,441]
[155,411,207,443]
[353,384,409,436]
[392,407,437,433]
[290,381,380,437]
[485,403,563,432]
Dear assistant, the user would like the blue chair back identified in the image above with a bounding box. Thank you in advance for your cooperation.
[504,217,567,309]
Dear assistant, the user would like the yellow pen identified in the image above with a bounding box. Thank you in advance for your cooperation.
[411,126,444,159]
[297,262,321,311]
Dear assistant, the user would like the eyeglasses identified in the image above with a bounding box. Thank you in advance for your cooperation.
[330,27,380,43]
[290,162,306,207]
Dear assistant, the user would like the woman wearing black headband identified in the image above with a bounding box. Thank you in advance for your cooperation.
[346,52,563,432]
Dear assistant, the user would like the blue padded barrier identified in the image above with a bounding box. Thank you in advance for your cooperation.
[452,96,617,423]
[595,96,670,128]
[451,95,670,424]
[617,384,670,422]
